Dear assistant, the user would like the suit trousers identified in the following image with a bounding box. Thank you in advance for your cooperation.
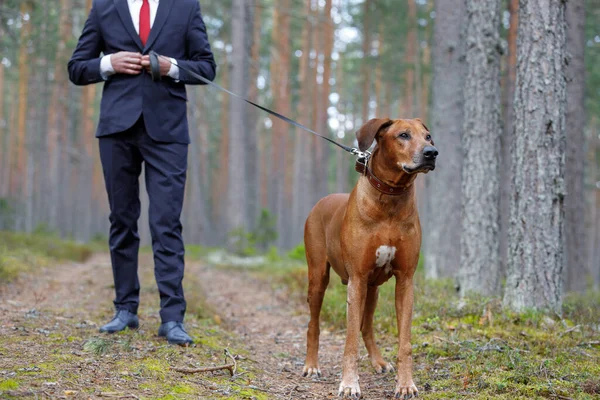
[99,116,188,323]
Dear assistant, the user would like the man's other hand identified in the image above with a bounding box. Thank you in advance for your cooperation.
[111,52,143,75]
[141,54,171,77]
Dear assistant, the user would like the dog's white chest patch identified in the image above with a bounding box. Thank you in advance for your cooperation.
[375,245,396,273]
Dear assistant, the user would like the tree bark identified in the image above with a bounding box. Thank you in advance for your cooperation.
[269,0,291,248]
[458,0,502,296]
[361,0,371,124]
[564,0,587,292]
[291,0,313,246]
[228,0,251,240]
[400,0,417,118]
[422,0,465,279]
[245,0,260,232]
[503,0,567,313]
[499,0,518,282]
[315,0,334,202]
[0,57,6,198]
[15,2,32,206]
[214,53,230,242]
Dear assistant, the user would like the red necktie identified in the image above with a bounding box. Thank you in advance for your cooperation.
[139,0,151,46]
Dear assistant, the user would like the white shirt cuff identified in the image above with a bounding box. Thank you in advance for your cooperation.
[100,54,115,80]
[167,57,179,80]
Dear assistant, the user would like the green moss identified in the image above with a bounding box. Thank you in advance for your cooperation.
[0,379,19,391]
[170,384,195,394]
[0,231,97,283]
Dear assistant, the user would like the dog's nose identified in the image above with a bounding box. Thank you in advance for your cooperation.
[423,146,438,160]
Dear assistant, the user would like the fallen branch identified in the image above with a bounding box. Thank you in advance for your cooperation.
[433,335,461,346]
[559,325,581,337]
[172,364,235,375]
[99,392,140,399]
[172,348,239,376]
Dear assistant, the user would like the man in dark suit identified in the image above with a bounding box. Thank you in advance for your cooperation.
[68,0,216,345]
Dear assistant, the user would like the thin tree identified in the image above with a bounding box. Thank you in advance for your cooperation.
[500,0,518,278]
[504,0,567,313]
[15,2,32,206]
[291,0,313,246]
[400,0,416,117]
[422,0,465,279]
[564,0,587,292]
[228,0,251,240]
[458,0,502,296]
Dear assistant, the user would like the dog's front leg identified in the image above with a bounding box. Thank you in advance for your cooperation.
[339,277,367,398]
[394,276,418,398]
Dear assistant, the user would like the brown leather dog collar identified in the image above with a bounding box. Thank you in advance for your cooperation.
[355,159,411,195]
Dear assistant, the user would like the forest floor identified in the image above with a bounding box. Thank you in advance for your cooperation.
[1,235,600,399]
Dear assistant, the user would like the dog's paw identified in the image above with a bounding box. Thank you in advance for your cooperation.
[372,359,395,374]
[302,364,322,378]
[338,377,361,398]
[394,381,418,399]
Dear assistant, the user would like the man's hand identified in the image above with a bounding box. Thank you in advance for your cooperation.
[110,52,143,75]
[141,54,172,77]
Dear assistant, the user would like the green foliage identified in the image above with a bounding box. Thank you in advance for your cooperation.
[227,227,258,257]
[252,209,278,251]
[228,209,278,256]
[287,243,306,262]
[83,338,112,355]
[0,231,95,283]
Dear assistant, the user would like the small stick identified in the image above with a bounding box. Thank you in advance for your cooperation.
[224,348,238,375]
[172,364,235,375]
[433,335,460,346]
[288,385,298,399]
[559,325,581,337]
[172,348,239,376]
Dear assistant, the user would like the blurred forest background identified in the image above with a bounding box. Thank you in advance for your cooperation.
[0,0,598,302]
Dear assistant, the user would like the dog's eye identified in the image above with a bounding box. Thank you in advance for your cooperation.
[426,135,432,141]
[398,132,410,140]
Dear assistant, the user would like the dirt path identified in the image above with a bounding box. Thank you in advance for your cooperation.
[197,265,398,399]
[1,255,397,399]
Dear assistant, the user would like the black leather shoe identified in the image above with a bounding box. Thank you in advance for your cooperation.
[98,310,139,333]
[158,321,193,345]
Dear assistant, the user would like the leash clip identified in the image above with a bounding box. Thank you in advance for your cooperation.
[352,148,371,176]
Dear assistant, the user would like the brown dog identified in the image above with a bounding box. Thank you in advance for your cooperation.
[302,118,437,398]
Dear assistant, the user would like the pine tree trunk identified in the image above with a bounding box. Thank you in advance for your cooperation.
[423,0,465,279]
[228,0,250,239]
[361,0,371,124]
[458,0,502,296]
[16,2,32,214]
[245,0,261,232]
[215,54,230,243]
[0,58,6,198]
[316,0,334,199]
[269,0,291,248]
[291,0,313,246]
[400,0,417,118]
[374,25,383,116]
[503,0,567,313]
[564,0,587,292]
[499,0,518,282]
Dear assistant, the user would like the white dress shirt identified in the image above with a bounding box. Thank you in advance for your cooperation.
[100,0,179,79]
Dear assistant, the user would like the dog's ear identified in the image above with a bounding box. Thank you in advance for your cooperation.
[415,118,429,132]
[356,118,394,151]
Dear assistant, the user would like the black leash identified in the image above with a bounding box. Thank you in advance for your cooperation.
[149,51,361,156]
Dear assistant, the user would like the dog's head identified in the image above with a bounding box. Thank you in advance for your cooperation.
[356,118,438,174]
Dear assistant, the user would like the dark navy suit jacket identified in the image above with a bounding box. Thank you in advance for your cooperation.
[68,0,216,144]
